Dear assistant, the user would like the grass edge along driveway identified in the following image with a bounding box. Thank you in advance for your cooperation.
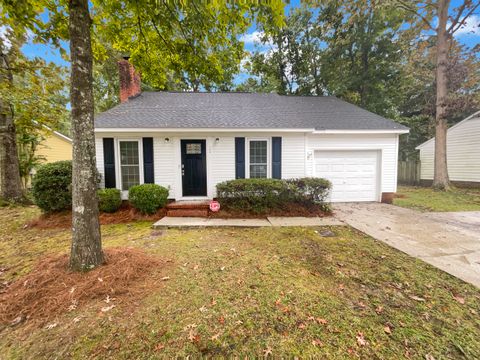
[394,185,480,212]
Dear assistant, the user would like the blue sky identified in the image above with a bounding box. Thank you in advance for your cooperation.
[18,1,480,72]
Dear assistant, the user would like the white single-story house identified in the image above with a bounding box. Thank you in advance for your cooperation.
[94,59,408,203]
[416,111,480,186]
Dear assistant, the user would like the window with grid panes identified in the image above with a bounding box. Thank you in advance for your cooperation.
[119,141,140,190]
[249,140,267,178]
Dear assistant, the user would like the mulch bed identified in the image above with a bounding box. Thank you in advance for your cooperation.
[209,204,331,219]
[0,248,168,328]
[26,203,166,229]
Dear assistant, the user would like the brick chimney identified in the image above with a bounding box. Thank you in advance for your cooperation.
[118,56,141,103]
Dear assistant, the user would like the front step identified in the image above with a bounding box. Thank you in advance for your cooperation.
[166,201,210,217]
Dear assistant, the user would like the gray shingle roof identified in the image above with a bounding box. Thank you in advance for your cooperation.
[95,92,408,131]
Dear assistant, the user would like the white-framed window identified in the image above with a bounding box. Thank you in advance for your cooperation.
[118,139,143,191]
[247,139,269,178]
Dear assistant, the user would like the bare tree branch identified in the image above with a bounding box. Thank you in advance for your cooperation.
[447,1,468,33]
[450,2,480,35]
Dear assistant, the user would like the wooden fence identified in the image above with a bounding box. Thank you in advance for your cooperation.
[397,160,421,185]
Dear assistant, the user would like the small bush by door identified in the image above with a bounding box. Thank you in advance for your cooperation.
[128,184,169,214]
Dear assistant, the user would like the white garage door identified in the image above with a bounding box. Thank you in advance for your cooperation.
[315,150,379,202]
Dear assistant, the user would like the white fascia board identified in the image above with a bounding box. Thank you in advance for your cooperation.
[52,131,72,143]
[94,127,409,134]
[94,127,315,133]
[39,123,72,142]
[311,129,409,134]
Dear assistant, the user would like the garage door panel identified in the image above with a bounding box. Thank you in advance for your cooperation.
[314,150,379,202]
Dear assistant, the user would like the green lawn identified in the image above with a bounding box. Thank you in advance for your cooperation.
[1,206,480,358]
[394,186,480,212]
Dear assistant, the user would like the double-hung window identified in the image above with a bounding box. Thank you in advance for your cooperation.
[248,139,268,178]
[119,140,141,190]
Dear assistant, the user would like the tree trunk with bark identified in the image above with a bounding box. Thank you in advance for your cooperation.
[0,47,24,202]
[433,0,450,190]
[68,0,103,271]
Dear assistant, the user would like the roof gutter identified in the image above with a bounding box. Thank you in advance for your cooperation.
[311,129,409,134]
[94,127,316,133]
[95,128,409,134]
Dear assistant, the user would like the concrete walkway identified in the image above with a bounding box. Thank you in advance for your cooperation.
[153,216,342,228]
[334,203,480,288]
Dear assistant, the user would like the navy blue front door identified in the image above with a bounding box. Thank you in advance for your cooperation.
[181,140,207,196]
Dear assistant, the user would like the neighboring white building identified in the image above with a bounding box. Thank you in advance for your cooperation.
[416,111,480,186]
[94,59,408,203]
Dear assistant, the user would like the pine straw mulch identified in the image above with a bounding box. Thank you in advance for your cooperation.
[0,247,169,329]
[26,203,166,229]
[209,204,331,219]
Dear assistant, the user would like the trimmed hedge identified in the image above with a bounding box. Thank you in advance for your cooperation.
[216,177,331,214]
[32,160,72,212]
[286,177,331,205]
[98,188,122,213]
[128,184,169,214]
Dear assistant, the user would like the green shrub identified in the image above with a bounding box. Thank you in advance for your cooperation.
[98,188,122,213]
[32,160,72,212]
[286,177,331,204]
[216,178,289,213]
[216,177,331,214]
[128,184,169,214]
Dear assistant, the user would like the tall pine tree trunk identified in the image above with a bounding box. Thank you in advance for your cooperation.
[68,0,103,271]
[0,48,24,202]
[433,0,450,190]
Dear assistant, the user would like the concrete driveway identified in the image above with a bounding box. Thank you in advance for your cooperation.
[334,203,480,288]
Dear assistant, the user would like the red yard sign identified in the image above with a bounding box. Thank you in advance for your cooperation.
[209,200,220,212]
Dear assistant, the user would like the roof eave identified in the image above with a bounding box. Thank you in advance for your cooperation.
[95,127,409,134]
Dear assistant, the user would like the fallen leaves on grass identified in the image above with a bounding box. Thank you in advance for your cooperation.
[0,248,167,327]
[409,295,426,302]
[312,339,323,347]
[356,332,368,346]
[453,295,465,304]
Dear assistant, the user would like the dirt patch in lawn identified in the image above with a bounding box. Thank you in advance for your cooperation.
[209,204,330,219]
[26,204,166,229]
[0,247,168,328]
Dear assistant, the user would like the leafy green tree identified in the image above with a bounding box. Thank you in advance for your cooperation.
[239,6,325,95]
[17,132,45,188]
[0,22,70,201]
[314,0,418,117]
[93,0,285,91]
[3,0,285,270]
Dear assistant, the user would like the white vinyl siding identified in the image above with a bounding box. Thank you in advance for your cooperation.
[209,136,235,195]
[154,137,176,198]
[95,131,401,201]
[419,116,480,183]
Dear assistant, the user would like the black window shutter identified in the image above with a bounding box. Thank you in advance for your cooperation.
[235,137,245,179]
[143,137,154,184]
[103,138,116,188]
[272,137,282,179]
